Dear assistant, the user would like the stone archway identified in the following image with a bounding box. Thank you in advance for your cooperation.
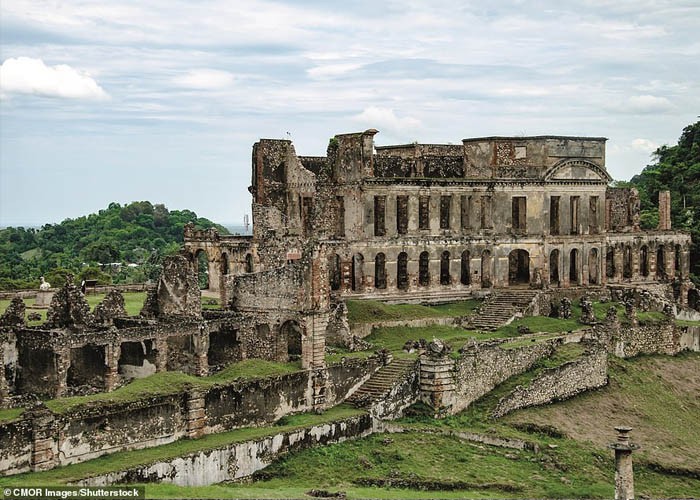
[195,249,209,289]
[508,249,530,285]
[440,251,451,286]
[570,249,580,285]
[460,250,471,285]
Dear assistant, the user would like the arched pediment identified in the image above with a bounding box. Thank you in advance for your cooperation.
[544,159,612,182]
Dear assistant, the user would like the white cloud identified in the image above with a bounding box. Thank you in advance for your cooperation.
[172,69,235,90]
[353,107,421,136]
[609,95,674,114]
[630,138,659,153]
[0,57,108,100]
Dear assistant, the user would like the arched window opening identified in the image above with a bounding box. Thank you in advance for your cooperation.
[375,253,387,289]
[550,249,560,285]
[588,248,599,285]
[440,251,451,286]
[419,251,430,287]
[570,249,580,285]
[460,250,471,285]
[397,252,409,291]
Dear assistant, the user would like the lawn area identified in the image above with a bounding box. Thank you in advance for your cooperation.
[43,359,301,414]
[0,405,365,487]
[346,299,479,324]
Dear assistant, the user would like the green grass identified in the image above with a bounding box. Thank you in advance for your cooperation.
[44,359,301,414]
[346,299,479,324]
[0,405,365,486]
[203,353,700,500]
[0,407,24,423]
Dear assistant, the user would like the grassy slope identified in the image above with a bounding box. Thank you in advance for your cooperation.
[207,353,700,499]
[506,352,700,470]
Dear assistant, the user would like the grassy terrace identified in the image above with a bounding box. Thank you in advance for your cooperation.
[0,405,365,487]
[345,299,479,324]
[35,359,302,415]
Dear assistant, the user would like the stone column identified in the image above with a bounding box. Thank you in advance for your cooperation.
[185,386,207,439]
[0,343,8,402]
[631,245,640,281]
[311,368,328,409]
[28,405,58,472]
[154,338,168,372]
[194,323,210,377]
[55,348,70,398]
[657,191,672,230]
[609,426,639,500]
[613,245,623,282]
[104,342,121,392]
[302,312,328,370]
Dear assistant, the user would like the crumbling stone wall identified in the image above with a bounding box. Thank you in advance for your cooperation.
[93,289,127,325]
[492,345,608,417]
[45,277,93,331]
[423,339,558,415]
[0,297,26,328]
[145,254,201,318]
[0,417,32,474]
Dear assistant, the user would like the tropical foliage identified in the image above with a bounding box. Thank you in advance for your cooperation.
[0,201,227,289]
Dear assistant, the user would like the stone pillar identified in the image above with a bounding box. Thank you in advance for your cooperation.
[609,426,639,500]
[55,348,70,398]
[631,245,640,281]
[386,194,397,236]
[28,405,58,472]
[194,323,210,377]
[419,340,455,417]
[613,246,623,282]
[104,342,121,392]
[154,338,168,372]
[185,386,207,439]
[665,248,676,280]
[0,342,8,402]
[657,191,672,230]
[302,312,328,370]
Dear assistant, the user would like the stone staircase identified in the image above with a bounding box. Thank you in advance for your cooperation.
[347,358,416,407]
[469,289,539,331]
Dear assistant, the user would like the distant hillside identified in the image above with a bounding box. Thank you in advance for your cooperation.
[0,201,228,290]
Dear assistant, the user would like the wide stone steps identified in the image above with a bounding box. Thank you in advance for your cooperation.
[469,289,539,331]
[347,358,416,407]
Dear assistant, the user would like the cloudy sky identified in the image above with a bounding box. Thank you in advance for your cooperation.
[1,1,699,227]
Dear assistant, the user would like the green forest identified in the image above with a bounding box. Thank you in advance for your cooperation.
[0,201,228,290]
[630,120,700,279]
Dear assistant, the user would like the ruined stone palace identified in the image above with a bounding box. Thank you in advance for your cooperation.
[2,128,699,479]
[186,129,692,357]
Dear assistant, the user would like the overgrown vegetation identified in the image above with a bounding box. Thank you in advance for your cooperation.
[629,120,700,282]
[0,201,227,290]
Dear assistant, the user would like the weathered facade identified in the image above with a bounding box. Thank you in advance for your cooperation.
[188,129,692,310]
